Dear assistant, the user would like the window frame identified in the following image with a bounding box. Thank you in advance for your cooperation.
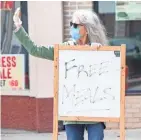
[1,1,30,92]
[93,1,141,95]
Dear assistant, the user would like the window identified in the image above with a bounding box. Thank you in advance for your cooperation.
[1,1,29,89]
[93,1,141,94]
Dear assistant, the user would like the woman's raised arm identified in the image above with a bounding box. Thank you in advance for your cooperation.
[13,7,54,60]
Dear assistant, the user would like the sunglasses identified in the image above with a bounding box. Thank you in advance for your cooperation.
[70,21,83,28]
[70,21,79,28]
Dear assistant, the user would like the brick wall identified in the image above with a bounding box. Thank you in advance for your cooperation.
[105,96,141,129]
[63,1,93,41]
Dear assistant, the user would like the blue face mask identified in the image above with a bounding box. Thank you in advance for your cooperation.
[70,26,81,41]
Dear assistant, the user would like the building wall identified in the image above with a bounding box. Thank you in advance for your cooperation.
[1,1,63,132]
[106,96,141,129]
[27,1,63,99]
[1,1,141,132]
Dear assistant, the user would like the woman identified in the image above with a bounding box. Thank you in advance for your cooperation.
[13,8,108,140]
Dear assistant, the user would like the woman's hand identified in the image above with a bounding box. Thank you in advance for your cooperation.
[91,43,102,50]
[13,7,22,28]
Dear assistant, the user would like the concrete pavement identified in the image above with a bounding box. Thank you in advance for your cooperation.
[1,129,141,140]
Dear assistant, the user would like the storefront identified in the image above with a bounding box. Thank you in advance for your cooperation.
[1,1,141,132]
[1,1,63,132]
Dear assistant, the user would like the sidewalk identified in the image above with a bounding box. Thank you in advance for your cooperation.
[1,129,141,140]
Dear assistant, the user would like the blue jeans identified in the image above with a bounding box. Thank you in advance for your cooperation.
[65,123,104,140]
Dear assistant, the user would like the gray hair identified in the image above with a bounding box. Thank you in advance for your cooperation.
[72,10,108,45]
